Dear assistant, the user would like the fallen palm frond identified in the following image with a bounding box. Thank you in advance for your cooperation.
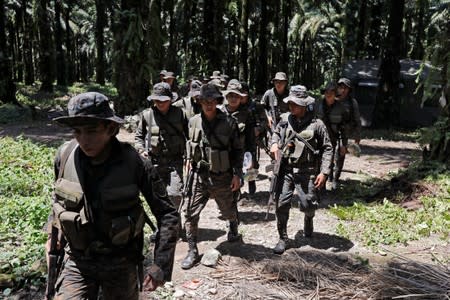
[207,249,450,300]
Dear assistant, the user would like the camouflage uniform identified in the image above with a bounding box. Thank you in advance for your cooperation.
[335,78,362,183]
[182,84,243,269]
[260,72,290,128]
[315,84,348,184]
[49,92,179,299]
[135,83,188,209]
[271,86,332,254]
[173,80,202,119]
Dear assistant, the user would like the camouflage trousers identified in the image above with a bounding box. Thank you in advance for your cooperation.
[155,159,183,209]
[276,169,319,220]
[55,255,139,300]
[184,171,239,240]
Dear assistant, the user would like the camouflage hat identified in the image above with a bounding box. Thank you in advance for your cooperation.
[223,79,247,97]
[283,85,315,106]
[272,72,288,82]
[159,69,167,76]
[337,77,352,89]
[147,82,173,102]
[53,92,124,126]
[163,71,176,80]
[210,70,221,79]
[208,78,225,90]
[199,83,224,102]
[188,80,202,97]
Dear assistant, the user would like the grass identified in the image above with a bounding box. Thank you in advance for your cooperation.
[329,161,450,250]
[0,136,59,288]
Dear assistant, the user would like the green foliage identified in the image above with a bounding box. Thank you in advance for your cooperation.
[329,161,450,249]
[0,136,57,287]
[0,104,33,124]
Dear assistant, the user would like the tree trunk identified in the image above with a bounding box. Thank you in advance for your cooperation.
[367,0,384,59]
[255,1,268,95]
[22,0,34,84]
[411,0,428,59]
[112,0,152,115]
[95,0,106,85]
[281,0,290,72]
[55,0,66,86]
[65,1,75,84]
[37,0,54,92]
[239,0,249,81]
[0,0,18,104]
[355,0,367,59]
[15,6,24,82]
[372,0,405,128]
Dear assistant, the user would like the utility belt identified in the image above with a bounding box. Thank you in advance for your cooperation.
[53,178,145,253]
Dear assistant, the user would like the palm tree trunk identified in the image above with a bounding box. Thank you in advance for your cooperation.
[37,0,54,92]
[95,0,106,85]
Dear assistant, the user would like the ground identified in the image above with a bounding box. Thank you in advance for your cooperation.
[0,120,448,300]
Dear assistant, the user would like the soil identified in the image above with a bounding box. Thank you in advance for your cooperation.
[1,120,448,300]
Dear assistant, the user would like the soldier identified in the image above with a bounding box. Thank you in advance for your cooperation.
[261,72,290,131]
[270,85,332,254]
[239,81,269,195]
[163,71,180,101]
[315,82,347,190]
[135,82,188,211]
[221,79,255,196]
[47,92,179,299]
[335,77,362,187]
[182,83,243,269]
[173,79,202,119]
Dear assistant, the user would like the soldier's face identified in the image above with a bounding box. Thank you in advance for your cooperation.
[274,80,287,94]
[226,93,241,111]
[199,98,218,113]
[337,85,349,99]
[72,121,115,158]
[289,102,306,118]
[153,100,171,114]
[324,89,336,104]
[164,78,175,86]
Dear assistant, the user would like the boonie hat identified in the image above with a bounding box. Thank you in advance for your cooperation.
[199,83,224,103]
[283,85,315,106]
[321,81,337,94]
[272,72,288,82]
[208,78,225,90]
[337,77,352,89]
[223,79,247,97]
[147,82,173,102]
[53,92,124,126]
[163,71,176,79]
[159,69,167,76]
[210,70,221,79]
[188,80,202,97]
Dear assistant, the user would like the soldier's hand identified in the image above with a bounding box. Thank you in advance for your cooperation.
[143,275,161,291]
[230,175,240,192]
[314,174,327,189]
[140,151,149,159]
[270,143,280,160]
[143,264,165,291]
[339,146,347,156]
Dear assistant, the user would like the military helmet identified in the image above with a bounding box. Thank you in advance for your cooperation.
[53,92,124,126]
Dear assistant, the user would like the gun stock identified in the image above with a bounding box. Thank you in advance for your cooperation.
[45,226,65,300]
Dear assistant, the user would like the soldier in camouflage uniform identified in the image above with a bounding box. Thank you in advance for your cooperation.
[47,92,179,299]
[270,86,332,254]
[315,82,348,190]
[261,72,290,131]
[173,79,202,119]
[335,78,362,187]
[135,82,188,211]
[239,81,268,194]
[182,83,243,269]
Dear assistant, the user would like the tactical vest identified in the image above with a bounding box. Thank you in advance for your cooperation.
[143,107,186,159]
[52,141,145,254]
[316,99,344,135]
[280,113,319,166]
[226,107,249,148]
[187,112,235,173]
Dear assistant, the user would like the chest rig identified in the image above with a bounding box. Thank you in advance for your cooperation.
[52,141,145,254]
[143,107,186,159]
[186,113,234,173]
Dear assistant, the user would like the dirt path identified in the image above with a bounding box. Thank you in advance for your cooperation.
[1,121,448,299]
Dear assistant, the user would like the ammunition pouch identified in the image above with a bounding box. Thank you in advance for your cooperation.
[150,127,161,155]
[207,148,230,173]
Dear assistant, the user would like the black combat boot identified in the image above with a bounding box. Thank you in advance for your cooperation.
[273,215,289,254]
[304,215,314,238]
[181,237,199,269]
[248,180,256,195]
[227,220,242,242]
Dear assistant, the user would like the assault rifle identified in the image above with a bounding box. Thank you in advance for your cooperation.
[180,162,197,213]
[45,225,66,300]
[265,153,285,220]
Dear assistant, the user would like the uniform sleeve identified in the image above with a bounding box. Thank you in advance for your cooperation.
[270,121,284,146]
[135,112,147,153]
[316,120,333,176]
[256,103,269,132]
[230,120,244,171]
[139,158,180,281]
[351,98,362,141]
[261,90,271,112]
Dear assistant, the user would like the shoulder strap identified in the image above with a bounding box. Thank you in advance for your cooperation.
[57,140,78,179]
